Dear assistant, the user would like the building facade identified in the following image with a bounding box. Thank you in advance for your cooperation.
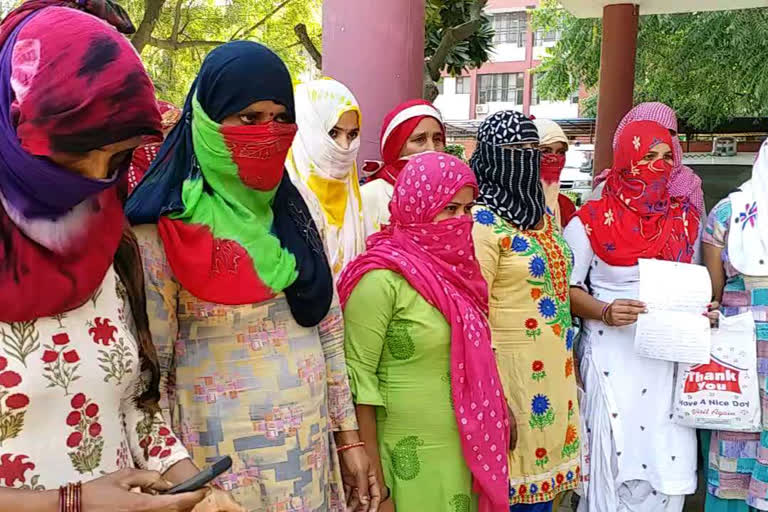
[435,0,580,122]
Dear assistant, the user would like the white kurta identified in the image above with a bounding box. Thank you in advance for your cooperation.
[563,217,697,511]
[360,179,393,239]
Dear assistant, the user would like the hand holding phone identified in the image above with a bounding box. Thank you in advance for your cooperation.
[162,456,232,495]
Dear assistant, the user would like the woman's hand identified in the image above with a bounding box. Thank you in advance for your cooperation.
[82,468,207,512]
[378,498,396,512]
[191,488,246,512]
[604,299,647,326]
[705,300,721,327]
[339,446,381,512]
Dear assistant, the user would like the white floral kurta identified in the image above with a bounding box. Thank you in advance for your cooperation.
[0,266,188,490]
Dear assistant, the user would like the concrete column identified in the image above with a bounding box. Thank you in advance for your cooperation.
[322,0,426,163]
[593,3,638,174]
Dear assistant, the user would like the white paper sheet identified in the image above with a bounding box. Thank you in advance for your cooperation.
[633,258,712,364]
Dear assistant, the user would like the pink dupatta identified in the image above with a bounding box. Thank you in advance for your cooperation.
[338,152,510,511]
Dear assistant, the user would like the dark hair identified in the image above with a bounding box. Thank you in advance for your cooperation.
[113,227,161,413]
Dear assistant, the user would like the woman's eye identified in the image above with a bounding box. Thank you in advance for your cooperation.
[413,136,427,144]
[445,205,457,212]
[275,113,290,124]
[239,114,258,125]
[329,129,338,139]
[349,131,359,141]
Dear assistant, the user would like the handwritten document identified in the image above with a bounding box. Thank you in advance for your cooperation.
[634,259,712,364]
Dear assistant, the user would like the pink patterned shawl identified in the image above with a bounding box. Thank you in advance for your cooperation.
[338,152,510,511]
[595,102,705,215]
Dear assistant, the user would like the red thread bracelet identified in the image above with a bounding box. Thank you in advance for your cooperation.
[336,441,365,453]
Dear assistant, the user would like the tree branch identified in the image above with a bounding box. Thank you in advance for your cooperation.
[147,37,227,50]
[294,23,321,70]
[231,0,296,41]
[171,0,184,42]
[131,0,167,54]
[426,0,488,80]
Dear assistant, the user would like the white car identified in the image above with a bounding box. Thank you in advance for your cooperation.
[559,144,594,206]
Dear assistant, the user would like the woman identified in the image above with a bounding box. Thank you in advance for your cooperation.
[0,2,239,511]
[360,99,445,237]
[700,140,768,512]
[564,120,700,511]
[286,78,365,280]
[126,100,182,195]
[592,102,706,216]
[340,152,510,512]
[533,119,576,229]
[470,111,581,510]
[126,41,379,511]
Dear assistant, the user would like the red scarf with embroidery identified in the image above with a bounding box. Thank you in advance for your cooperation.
[576,121,700,266]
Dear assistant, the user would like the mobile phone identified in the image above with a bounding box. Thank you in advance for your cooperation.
[162,456,232,495]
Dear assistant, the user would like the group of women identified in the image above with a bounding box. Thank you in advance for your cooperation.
[3,1,768,512]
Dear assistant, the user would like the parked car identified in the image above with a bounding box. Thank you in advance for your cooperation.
[682,152,755,212]
[560,143,594,206]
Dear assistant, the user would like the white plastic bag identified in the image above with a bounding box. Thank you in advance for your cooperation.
[673,312,760,432]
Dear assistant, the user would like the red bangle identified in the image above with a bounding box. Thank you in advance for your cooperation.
[336,441,365,453]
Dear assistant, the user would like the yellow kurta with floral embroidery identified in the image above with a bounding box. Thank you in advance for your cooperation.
[472,207,581,505]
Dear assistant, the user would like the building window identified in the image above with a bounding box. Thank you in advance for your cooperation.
[571,90,580,104]
[456,76,470,95]
[478,73,525,104]
[492,12,527,46]
[533,29,560,47]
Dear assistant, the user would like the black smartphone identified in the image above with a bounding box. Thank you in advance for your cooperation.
[162,455,232,495]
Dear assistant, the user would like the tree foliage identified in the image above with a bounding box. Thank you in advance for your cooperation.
[120,0,321,106]
[532,1,768,129]
[423,0,494,101]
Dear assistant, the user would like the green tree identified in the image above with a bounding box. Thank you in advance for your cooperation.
[532,1,768,129]
[121,0,321,105]
[424,0,494,102]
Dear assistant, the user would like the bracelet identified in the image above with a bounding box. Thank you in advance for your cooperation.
[336,441,365,453]
[601,303,612,326]
[58,482,82,512]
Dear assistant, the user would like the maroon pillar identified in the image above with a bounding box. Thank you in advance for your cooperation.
[322,0,426,164]
[593,3,639,175]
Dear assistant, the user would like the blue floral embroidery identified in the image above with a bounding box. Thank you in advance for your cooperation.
[474,209,495,226]
[529,256,546,278]
[512,235,529,252]
[509,485,516,498]
[565,329,575,351]
[531,394,550,415]
[567,471,574,481]
[530,483,539,494]
[538,297,556,319]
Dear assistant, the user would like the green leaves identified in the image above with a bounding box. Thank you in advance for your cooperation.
[425,0,494,77]
[126,0,321,105]
[532,5,768,130]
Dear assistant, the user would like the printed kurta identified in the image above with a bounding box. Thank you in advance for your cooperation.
[0,266,188,490]
[136,224,358,512]
[472,207,581,505]
[703,198,768,510]
[344,269,479,511]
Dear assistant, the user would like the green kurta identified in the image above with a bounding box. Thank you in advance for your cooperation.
[343,269,478,512]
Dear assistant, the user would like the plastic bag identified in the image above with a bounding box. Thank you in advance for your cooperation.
[672,312,760,432]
